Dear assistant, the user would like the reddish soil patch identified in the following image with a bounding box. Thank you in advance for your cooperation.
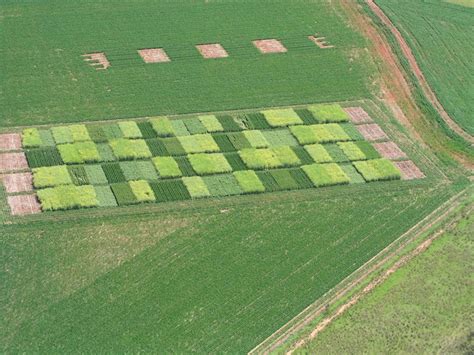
[138,48,171,63]
[0,152,28,173]
[7,194,41,216]
[356,123,389,141]
[196,43,229,59]
[253,39,287,54]
[344,107,373,125]
[373,141,407,160]
[395,160,425,180]
[308,35,334,49]
[367,0,473,144]
[0,133,22,151]
[83,52,110,70]
[2,172,33,193]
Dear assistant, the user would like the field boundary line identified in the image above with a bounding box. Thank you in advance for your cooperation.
[366,0,473,144]
[249,187,469,354]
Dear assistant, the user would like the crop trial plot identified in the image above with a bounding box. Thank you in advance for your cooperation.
[2,172,33,193]
[253,39,287,54]
[0,133,22,151]
[344,107,374,124]
[196,44,229,59]
[373,141,407,160]
[7,194,41,216]
[138,48,171,63]
[0,104,424,215]
[356,123,389,141]
[0,152,28,173]
[395,160,425,180]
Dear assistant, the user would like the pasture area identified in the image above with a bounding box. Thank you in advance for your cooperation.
[377,0,474,135]
[1,180,461,352]
[301,206,473,354]
[0,0,368,127]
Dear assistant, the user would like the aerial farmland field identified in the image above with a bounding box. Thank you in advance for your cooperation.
[0,0,368,126]
[0,0,472,353]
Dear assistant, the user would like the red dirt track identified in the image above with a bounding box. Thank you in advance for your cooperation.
[366,0,473,144]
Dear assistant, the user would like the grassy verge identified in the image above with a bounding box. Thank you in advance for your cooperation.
[299,192,473,353]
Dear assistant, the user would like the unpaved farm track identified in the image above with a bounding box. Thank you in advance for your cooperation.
[250,188,468,354]
[367,0,474,145]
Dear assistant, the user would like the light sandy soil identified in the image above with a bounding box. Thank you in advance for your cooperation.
[196,44,229,59]
[344,107,374,125]
[373,141,407,160]
[253,39,287,54]
[7,194,41,216]
[395,160,426,180]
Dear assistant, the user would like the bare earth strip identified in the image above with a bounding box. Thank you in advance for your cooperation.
[366,0,473,144]
[250,188,467,354]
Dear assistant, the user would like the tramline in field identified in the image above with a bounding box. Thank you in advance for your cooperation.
[0,103,423,215]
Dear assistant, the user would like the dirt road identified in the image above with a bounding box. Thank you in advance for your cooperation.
[366,0,474,145]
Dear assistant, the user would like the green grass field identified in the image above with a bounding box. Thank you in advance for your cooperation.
[1,180,461,352]
[0,0,368,127]
[376,0,474,135]
[300,207,473,354]
[0,0,471,352]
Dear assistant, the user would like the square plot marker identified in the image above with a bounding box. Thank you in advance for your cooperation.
[0,133,22,151]
[138,48,171,63]
[0,152,28,173]
[373,141,407,160]
[344,107,373,125]
[395,160,425,180]
[7,194,42,216]
[356,124,389,142]
[2,172,33,193]
[196,44,229,59]
[253,39,287,54]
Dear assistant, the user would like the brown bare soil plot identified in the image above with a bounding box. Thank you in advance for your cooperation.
[0,133,22,151]
[344,107,373,125]
[196,44,229,59]
[308,35,334,49]
[138,48,171,63]
[7,194,41,216]
[357,123,389,141]
[373,141,407,160]
[83,52,110,70]
[0,152,28,173]
[395,160,425,180]
[253,39,287,54]
[2,172,33,193]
